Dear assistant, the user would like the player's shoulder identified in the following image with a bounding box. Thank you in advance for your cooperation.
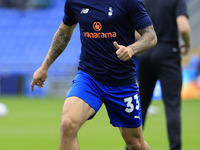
[65,0,74,5]
[64,0,75,9]
[125,0,144,6]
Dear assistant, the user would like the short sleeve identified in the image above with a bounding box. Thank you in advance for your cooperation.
[176,0,189,18]
[127,0,152,30]
[63,0,78,26]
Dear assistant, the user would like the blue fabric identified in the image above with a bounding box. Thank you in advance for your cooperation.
[67,71,142,128]
[63,0,152,86]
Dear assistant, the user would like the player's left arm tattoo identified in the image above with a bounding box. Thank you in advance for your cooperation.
[129,25,157,55]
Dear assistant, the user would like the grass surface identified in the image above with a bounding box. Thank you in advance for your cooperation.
[0,96,199,150]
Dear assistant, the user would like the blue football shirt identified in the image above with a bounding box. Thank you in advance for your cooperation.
[63,0,152,86]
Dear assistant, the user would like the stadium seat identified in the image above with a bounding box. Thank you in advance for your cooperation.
[0,0,81,76]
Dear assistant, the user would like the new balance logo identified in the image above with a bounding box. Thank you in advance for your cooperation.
[81,8,89,14]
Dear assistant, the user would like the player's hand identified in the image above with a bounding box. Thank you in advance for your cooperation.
[31,67,48,92]
[180,44,190,55]
[113,41,134,61]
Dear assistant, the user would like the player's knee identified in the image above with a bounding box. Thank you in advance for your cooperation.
[60,118,78,137]
[126,140,142,150]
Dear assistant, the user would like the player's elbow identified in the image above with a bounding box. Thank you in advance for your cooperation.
[152,33,157,46]
[150,32,157,48]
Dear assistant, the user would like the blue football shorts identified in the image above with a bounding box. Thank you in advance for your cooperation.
[66,70,142,128]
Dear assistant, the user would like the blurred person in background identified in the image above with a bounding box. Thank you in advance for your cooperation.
[31,0,157,149]
[125,0,191,150]
[0,0,29,9]
[195,56,200,87]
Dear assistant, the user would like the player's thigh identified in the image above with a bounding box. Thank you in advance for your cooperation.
[119,125,144,144]
[61,96,96,128]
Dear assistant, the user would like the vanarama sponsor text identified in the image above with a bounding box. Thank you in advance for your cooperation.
[83,32,117,38]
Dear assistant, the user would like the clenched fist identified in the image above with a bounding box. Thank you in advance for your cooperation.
[113,41,134,61]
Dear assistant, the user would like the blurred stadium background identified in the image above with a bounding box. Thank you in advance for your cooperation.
[0,0,199,150]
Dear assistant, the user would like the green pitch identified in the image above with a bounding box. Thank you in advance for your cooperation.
[0,96,199,150]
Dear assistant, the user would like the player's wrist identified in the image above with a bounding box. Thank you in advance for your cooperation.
[128,45,136,56]
[185,44,190,49]
[41,62,50,71]
[181,44,190,50]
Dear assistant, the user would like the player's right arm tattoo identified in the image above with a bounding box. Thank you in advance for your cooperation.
[43,23,77,68]
[129,25,157,55]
